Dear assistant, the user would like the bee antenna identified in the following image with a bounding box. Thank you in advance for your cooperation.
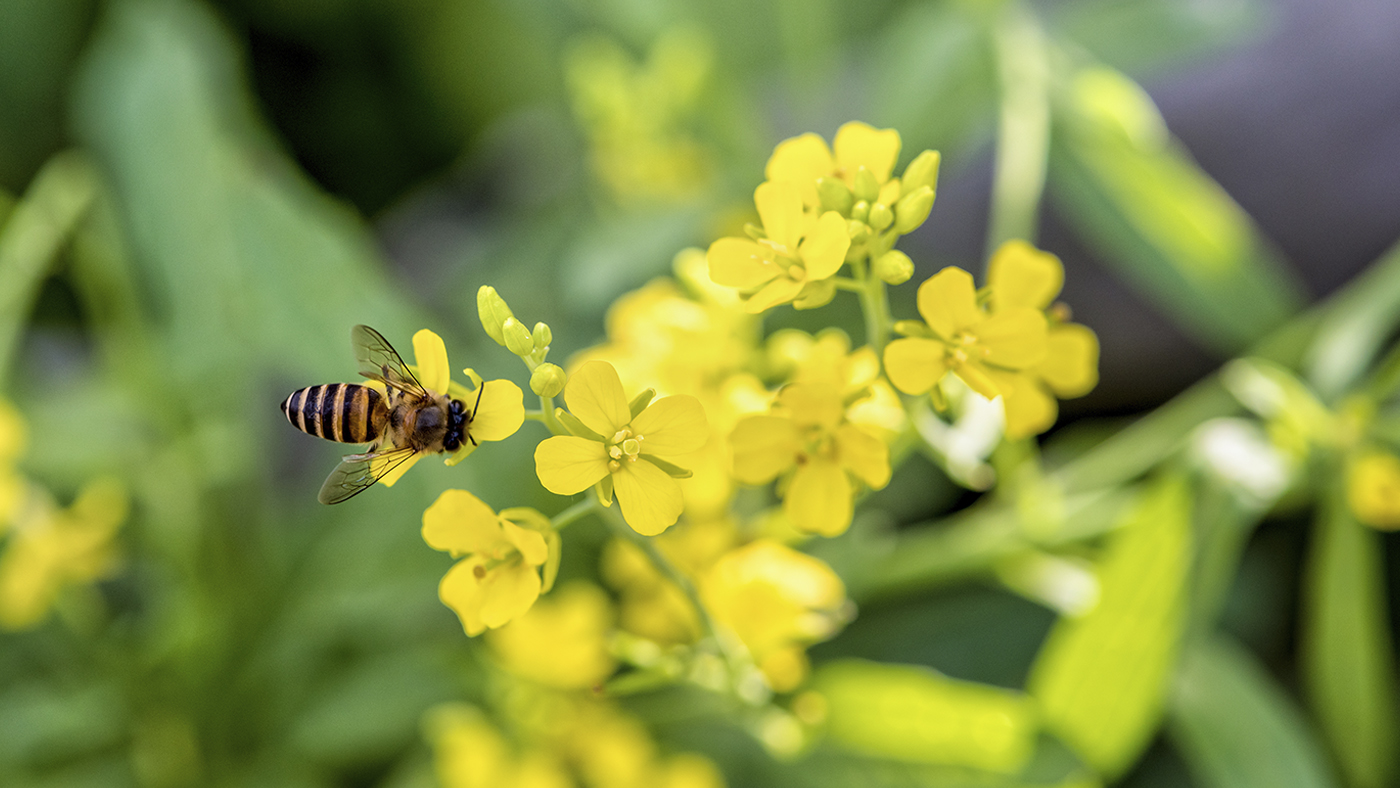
[471,381,485,419]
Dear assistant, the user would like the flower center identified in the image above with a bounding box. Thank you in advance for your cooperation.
[607,428,645,471]
[946,331,990,366]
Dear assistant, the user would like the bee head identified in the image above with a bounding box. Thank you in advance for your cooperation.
[444,399,467,452]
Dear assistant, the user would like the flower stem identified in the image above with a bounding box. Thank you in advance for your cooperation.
[860,275,891,355]
[551,496,600,531]
[985,1,1050,262]
[526,396,568,436]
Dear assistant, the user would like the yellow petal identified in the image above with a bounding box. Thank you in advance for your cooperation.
[376,452,421,488]
[565,360,632,436]
[956,360,1002,400]
[630,395,708,457]
[535,436,610,495]
[987,240,1063,311]
[833,121,901,184]
[797,211,852,281]
[1349,452,1400,529]
[978,308,1048,370]
[708,237,780,288]
[883,337,948,395]
[413,329,451,394]
[916,267,981,339]
[784,459,853,536]
[614,459,685,535]
[466,379,525,442]
[1040,323,1100,398]
[994,371,1058,440]
[745,276,804,313]
[836,424,891,489]
[501,519,549,566]
[477,561,543,630]
[422,489,507,557]
[730,416,800,484]
[755,180,804,251]
[778,382,843,430]
[765,132,834,207]
[439,557,490,636]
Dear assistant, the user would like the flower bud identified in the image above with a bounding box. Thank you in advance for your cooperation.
[530,363,567,398]
[902,150,941,193]
[502,317,534,357]
[477,286,515,346]
[867,202,894,232]
[817,177,854,215]
[846,220,870,245]
[532,322,552,351]
[874,250,914,285]
[793,279,837,310]
[853,166,880,203]
[894,186,935,234]
[850,200,870,223]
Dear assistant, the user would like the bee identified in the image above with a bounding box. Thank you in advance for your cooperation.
[280,325,480,504]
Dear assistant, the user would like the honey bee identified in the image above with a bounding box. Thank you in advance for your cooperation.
[280,325,480,504]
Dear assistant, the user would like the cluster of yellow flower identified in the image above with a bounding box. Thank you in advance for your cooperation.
[0,399,128,630]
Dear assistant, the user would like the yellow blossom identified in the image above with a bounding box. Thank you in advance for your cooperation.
[701,539,849,692]
[983,241,1100,438]
[426,704,572,788]
[883,266,1048,401]
[0,477,127,630]
[0,399,27,530]
[1348,451,1400,529]
[707,180,851,313]
[376,329,525,486]
[765,121,902,206]
[487,582,617,690]
[766,328,907,439]
[423,490,550,636]
[729,383,890,537]
[602,518,736,645]
[535,361,708,535]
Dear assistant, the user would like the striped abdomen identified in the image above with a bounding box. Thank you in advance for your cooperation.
[281,384,386,444]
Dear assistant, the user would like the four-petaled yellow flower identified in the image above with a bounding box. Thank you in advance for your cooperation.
[423,489,550,636]
[983,241,1100,438]
[486,581,617,690]
[707,180,851,312]
[535,361,708,535]
[729,383,890,537]
[765,121,902,207]
[1348,451,1400,530]
[883,267,1048,402]
[376,329,525,487]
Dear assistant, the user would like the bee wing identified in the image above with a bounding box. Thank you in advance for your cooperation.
[351,325,427,398]
[317,445,419,505]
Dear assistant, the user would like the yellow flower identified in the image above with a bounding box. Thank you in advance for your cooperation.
[701,539,848,692]
[766,328,907,439]
[423,490,550,636]
[707,180,851,313]
[602,518,736,645]
[1348,451,1400,529]
[883,267,1048,401]
[765,121,902,207]
[487,582,617,690]
[983,241,1100,438]
[729,383,890,537]
[535,361,708,535]
[0,399,27,530]
[376,329,525,487]
[0,478,127,630]
[426,704,571,788]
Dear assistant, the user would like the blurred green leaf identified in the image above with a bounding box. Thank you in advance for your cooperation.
[1049,65,1304,355]
[815,659,1038,773]
[1301,478,1400,788]
[1170,636,1337,788]
[1027,475,1191,779]
[1050,0,1267,77]
[1305,238,1400,402]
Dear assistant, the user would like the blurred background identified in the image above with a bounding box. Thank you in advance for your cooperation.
[2,0,1400,786]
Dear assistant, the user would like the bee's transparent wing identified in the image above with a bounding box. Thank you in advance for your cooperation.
[317,445,417,505]
[351,325,426,397]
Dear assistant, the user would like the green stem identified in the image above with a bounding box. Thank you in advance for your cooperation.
[984,2,1051,261]
[831,276,863,292]
[526,397,568,436]
[551,497,600,531]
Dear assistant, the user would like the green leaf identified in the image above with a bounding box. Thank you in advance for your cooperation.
[1051,0,1266,77]
[814,660,1038,774]
[1301,477,1400,788]
[1305,239,1400,401]
[1049,66,1303,355]
[1028,475,1192,778]
[1171,636,1338,788]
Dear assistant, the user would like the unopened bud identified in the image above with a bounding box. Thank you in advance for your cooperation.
[902,150,941,193]
[532,322,552,351]
[531,363,566,398]
[846,220,870,245]
[867,202,894,232]
[853,166,880,203]
[894,186,935,234]
[817,177,854,215]
[502,317,534,357]
[477,286,515,346]
[874,250,914,285]
[850,200,870,223]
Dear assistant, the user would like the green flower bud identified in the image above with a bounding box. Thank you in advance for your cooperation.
[874,250,914,285]
[817,177,854,215]
[793,279,837,310]
[476,286,514,346]
[853,166,880,203]
[868,202,894,232]
[502,317,534,357]
[893,319,931,337]
[530,363,567,398]
[894,186,935,234]
[850,200,870,222]
[903,150,941,193]
[846,220,870,245]
[532,322,552,351]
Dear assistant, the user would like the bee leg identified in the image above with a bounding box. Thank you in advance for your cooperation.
[470,382,485,419]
